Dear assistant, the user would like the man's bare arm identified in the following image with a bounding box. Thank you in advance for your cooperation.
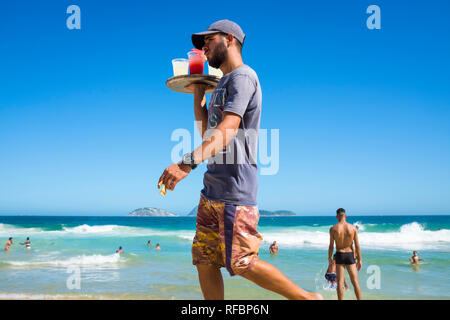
[186,84,213,139]
[193,91,208,139]
[354,230,361,261]
[157,112,240,192]
[354,228,362,270]
[328,227,334,263]
[351,243,356,259]
[191,112,241,164]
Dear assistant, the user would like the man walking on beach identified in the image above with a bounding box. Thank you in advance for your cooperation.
[329,208,362,300]
[158,20,321,300]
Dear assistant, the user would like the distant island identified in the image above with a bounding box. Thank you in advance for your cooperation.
[258,210,297,216]
[128,208,178,217]
[187,206,296,216]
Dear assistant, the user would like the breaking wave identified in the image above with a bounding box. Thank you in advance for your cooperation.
[261,222,450,250]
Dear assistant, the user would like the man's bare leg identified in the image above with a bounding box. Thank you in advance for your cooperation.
[336,264,346,300]
[240,260,322,300]
[346,264,362,300]
[196,265,224,300]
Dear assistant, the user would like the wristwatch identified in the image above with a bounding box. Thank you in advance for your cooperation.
[182,152,197,170]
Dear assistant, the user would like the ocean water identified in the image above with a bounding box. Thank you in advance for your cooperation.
[0,215,449,300]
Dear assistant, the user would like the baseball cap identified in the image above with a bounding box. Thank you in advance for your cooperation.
[191,19,245,50]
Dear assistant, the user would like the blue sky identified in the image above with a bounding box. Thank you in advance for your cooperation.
[0,0,449,216]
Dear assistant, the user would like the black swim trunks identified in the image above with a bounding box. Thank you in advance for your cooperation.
[335,252,356,265]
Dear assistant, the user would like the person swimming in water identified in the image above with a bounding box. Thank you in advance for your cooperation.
[269,241,278,255]
[409,251,424,264]
[20,237,31,249]
[325,254,349,290]
[155,243,161,251]
[147,240,151,247]
[5,237,14,251]
[116,246,124,254]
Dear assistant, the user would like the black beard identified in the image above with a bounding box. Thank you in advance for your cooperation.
[208,41,227,69]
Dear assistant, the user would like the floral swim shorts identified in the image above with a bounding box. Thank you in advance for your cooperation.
[192,193,263,276]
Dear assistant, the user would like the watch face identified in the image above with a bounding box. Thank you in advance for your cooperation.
[183,153,192,164]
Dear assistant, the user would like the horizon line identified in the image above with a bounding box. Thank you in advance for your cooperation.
[0,213,449,217]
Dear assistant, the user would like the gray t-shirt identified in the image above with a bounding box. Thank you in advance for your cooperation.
[201,64,262,206]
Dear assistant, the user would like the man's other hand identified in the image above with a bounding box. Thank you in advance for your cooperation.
[356,260,362,271]
[184,83,215,95]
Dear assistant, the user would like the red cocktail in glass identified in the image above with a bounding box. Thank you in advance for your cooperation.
[188,50,205,74]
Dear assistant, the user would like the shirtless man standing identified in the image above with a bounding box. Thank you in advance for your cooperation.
[329,208,362,300]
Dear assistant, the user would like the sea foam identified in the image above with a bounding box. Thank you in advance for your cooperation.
[261,222,450,250]
[62,224,124,234]
[0,223,44,235]
[4,253,122,267]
